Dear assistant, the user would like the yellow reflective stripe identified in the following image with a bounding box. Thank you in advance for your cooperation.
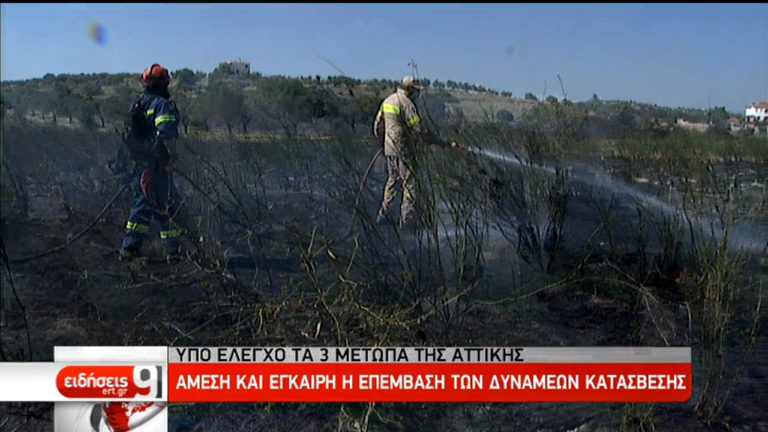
[407,114,421,127]
[382,103,400,115]
[160,229,180,239]
[146,109,155,116]
[403,190,413,199]
[375,108,383,121]
[384,188,396,199]
[126,221,149,233]
[155,114,176,126]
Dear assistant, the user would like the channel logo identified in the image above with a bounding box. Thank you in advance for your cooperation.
[56,365,163,399]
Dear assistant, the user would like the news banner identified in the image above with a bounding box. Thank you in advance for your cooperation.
[0,345,691,403]
[0,346,691,431]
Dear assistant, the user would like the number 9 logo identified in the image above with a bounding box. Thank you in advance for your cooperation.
[132,366,163,398]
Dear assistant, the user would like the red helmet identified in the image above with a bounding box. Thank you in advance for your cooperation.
[141,63,170,88]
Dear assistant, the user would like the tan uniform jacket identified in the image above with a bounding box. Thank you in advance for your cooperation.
[373,88,422,157]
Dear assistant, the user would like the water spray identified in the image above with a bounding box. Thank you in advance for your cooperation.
[459,144,767,254]
[347,140,766,254]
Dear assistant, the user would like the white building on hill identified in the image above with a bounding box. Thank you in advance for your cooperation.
[745,101,768,123]
[224,59,250,75]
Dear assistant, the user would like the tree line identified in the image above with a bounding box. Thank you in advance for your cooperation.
[1,69,476,139]
[0,68,737,142]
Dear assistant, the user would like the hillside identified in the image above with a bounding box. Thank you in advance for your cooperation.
[0,69,741,143]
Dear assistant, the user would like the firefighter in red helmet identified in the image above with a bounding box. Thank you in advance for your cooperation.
[119,63,182,262]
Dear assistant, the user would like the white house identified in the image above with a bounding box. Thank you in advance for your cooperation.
[745,102,768,123]
[224,59,250,75]
[676,118,709,133]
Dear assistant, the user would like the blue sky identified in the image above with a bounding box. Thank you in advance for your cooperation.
[2,3,766,114]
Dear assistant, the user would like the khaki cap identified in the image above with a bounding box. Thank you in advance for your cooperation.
[400,75,424,90]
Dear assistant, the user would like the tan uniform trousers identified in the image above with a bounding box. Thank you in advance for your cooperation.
[379,155,415,227]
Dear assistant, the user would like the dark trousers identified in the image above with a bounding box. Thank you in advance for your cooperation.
[121,160,180,254]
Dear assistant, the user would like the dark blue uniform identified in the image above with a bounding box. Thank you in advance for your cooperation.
[121,89,181,256]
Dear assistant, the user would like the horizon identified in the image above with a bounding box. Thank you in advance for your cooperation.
[0,68,755,117]
[2,3,767,114]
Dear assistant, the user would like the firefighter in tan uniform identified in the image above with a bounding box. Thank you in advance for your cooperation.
[373,76,425,228]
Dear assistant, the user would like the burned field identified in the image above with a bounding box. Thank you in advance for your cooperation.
[1,110,766,431]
